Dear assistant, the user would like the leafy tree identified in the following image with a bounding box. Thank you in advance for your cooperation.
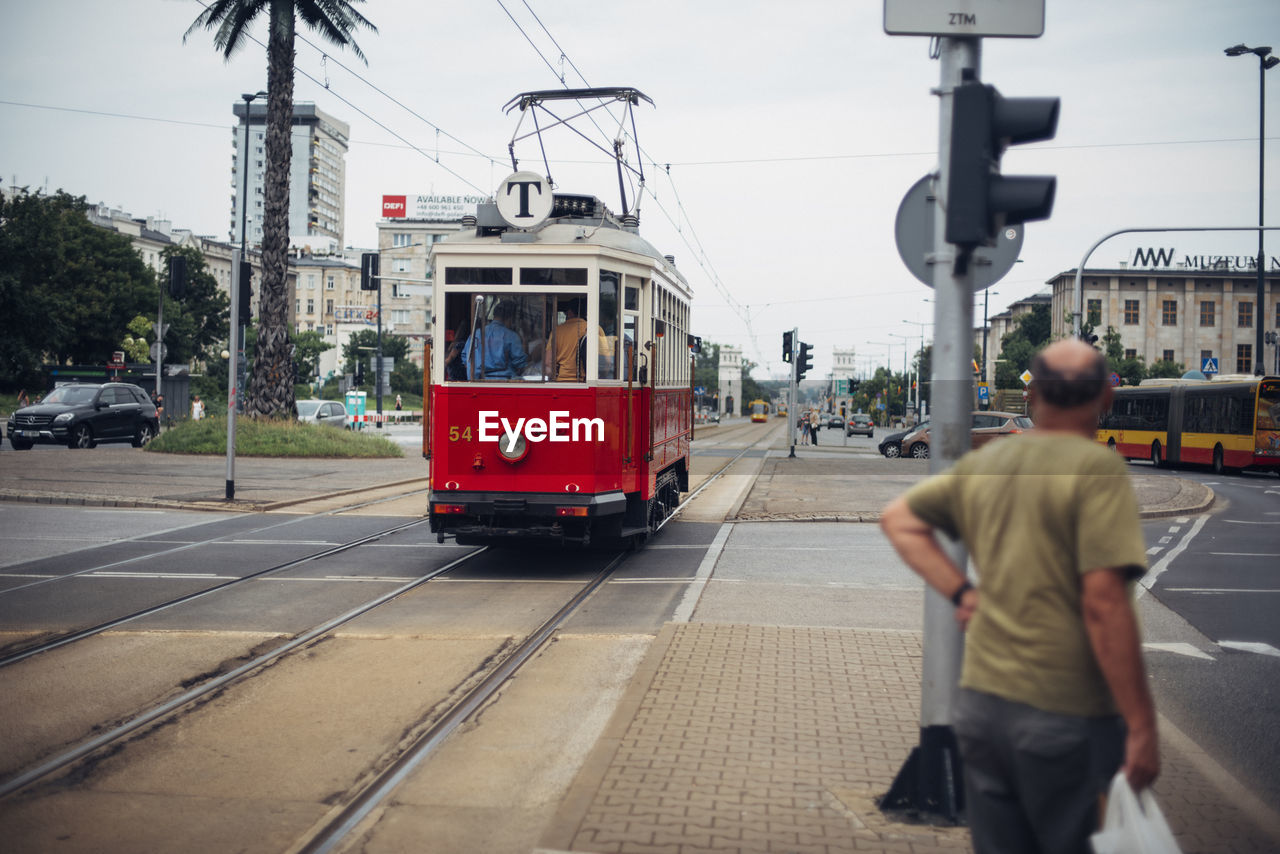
[1100,325,1146,386]
[994,304,1051,388]
[342,329,409,375]
[1147,359,1185,380]
[291,330,332,382]
[0,190,157,389]
[186,0,376,419]
[121,316,154,362]
[159,246,230,364]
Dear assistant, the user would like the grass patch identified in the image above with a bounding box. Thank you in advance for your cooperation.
[147,416,404,458]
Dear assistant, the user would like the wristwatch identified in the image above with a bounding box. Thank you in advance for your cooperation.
[950,580,974,606]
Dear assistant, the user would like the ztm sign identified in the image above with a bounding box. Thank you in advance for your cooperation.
[883,0,1045,38]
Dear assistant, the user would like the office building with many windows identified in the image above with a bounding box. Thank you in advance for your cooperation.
[231,102,349,253]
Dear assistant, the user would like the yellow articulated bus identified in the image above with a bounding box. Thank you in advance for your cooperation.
[1096,375,1280,474]
[749,399,769,423]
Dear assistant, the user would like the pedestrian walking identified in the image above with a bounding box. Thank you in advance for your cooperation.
[809,409,819,446]
[16,389,30,409]
[880,339,1158,854]
[190,395,205,420]
[799,414,810,445]
[395,394,402,411]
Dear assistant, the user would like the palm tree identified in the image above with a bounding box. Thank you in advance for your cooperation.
[185,0,375,418]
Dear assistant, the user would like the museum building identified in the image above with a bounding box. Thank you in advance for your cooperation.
[1046,253,1279,375]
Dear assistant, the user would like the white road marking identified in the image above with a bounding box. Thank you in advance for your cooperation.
[1146,547,1164,555]
[1218,641,1280,658]
[1143,642,1215,661]
[1141,514,1209,599]
[84,571,231,580]
[1166,588,1280,594]
[673,522,732,623]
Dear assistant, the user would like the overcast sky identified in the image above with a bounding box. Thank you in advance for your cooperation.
[3,0,1277,378]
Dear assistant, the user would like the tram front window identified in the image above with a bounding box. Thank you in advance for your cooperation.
[445,293,599,382]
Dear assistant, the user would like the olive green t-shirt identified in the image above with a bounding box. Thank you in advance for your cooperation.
[904,432,1147,717]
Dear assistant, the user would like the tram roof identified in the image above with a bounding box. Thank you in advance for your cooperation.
[436,198,685,290]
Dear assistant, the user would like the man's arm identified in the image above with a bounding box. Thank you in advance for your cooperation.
[880,496,978,628]
[1081,567,1160,789]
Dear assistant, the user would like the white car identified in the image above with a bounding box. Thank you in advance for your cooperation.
[296,399,348,428]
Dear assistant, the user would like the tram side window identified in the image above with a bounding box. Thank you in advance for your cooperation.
[599,270,620,380]
[443,292,597,382]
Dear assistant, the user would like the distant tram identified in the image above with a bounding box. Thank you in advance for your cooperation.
[423,89,696,546]
[749,399,769,423]
[1096,375,1280,473]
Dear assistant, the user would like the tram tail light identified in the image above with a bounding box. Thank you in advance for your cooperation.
[555,506,589,518]
[434,503,468,515]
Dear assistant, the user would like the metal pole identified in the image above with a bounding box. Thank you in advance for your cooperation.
[1255,55,1266,375]
[788,326,798,458]
[226,250,241,501]
[882,35,977,823]
[155,289,164,403]
[376,277,384,427]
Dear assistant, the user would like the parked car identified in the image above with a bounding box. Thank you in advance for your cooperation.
[899,411,1033,460]
[826,415,845,430]
[878,422,921,458]
[6,383,160,450]
[846,413,874,438]
[296,399,349,428]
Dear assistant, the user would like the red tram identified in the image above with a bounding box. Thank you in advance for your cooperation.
[423,89,694,546]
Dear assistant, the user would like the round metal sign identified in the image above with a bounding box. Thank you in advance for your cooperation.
[495,171,553,229]
[894,174,1024,290]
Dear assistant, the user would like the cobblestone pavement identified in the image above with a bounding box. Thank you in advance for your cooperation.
[541,622,1280,854]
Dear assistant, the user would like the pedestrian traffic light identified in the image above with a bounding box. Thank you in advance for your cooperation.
[945,79,1059,250]
[796,342,814,380]
[238,261,253,325]
[360,252,380,291]
[168,255,187,299]
[782,330,794,363]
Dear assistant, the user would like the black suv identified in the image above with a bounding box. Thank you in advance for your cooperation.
[7,383,160,450]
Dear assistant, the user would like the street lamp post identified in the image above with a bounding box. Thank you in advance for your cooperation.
[890,332,913,424]
[1225,44,1277,375]
[226,90,266,502]
[902,319,930,416]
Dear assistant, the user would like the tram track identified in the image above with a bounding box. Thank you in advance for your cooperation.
[1,426,774,850]
[0,516,433,669]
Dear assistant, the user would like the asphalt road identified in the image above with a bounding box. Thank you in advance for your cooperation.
[1136,463,1280,814]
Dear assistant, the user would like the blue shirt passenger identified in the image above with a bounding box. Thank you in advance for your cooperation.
[461,303,528,379]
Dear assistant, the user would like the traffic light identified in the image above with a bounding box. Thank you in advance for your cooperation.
[354,360,365,387]
[168,255,187,299]
[360,252,380,291]
[945,79,1059,249]
[782,330,794,363]
[796,342,814,380]
[238,261,253,325]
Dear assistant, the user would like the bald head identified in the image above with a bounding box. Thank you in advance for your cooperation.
[1031,339,1108,409]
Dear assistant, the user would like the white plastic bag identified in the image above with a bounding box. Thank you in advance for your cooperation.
[1091,772,1182,854]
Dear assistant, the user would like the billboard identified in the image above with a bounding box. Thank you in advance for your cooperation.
[381,193,487,221]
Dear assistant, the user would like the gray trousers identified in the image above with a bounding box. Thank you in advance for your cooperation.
[953,688,1125,854]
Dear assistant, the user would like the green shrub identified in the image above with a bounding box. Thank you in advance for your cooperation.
[147,415,403,458]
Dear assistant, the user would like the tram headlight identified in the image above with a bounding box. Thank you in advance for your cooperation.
[498,433,528,463]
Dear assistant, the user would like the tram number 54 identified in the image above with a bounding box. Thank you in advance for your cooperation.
[448,426,473,442]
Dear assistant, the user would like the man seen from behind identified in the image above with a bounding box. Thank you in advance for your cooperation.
[880,339,1159,854]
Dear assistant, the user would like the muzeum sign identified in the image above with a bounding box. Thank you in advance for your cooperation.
[1131,247,1280,271]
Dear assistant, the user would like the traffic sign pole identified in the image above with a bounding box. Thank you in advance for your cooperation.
[882,35,977,823]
